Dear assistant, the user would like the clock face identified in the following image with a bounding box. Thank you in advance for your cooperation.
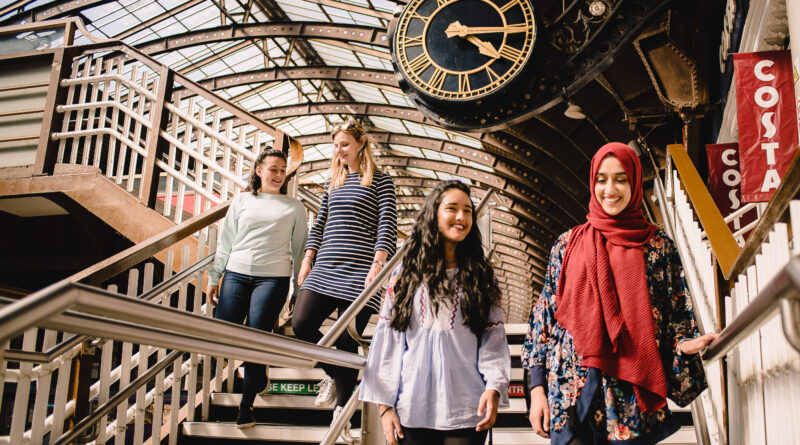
[394,0,536,101]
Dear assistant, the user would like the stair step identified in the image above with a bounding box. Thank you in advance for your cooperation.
[212,393,358,410]
[182,422,360,443]
[490,426,697,444]
[251,367,525,381]
[210,393,528,413]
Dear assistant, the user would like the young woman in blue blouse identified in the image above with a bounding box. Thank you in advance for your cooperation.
[294,118,397,426]
[206,149,308,428]
[523,143,717,445]
[361,180,511,445]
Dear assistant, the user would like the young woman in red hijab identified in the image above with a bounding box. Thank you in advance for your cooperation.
[522,143,717,444]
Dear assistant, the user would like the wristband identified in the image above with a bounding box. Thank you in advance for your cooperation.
[373,259,385,267]
[379,406,393,418]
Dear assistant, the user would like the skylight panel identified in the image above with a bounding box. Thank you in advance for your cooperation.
[422,125,448,140]
[371,0,398,13]
[452,134,482,148]
[389,145,423,158]
[258,83,297,107]
[175,3,218,28]
[280,2,327,22]
[131,1,163,21]
[82,2,122,21]
[356,52,387,70]
[340,81,387,104]
[94,8,136,31]
[403,121,426,137]
[407,167,437,179]
[382,90,413,107]
[321,6,357,25]
[310,41,361,66]
[468,161,495,173]
[370,116,407,134]
[420,148,444,161]
[349,11,382,27]
[440,152,463,164]
[152,18,182,37]
[239,95,265,110]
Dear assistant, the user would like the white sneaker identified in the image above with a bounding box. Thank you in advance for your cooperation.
[315,376,336,407]
[332,405,353,439]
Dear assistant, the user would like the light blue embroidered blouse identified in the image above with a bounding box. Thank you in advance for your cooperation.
[360,266,511,430]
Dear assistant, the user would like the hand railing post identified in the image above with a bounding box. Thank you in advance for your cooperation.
[141,66,175,209]
[34,47,74,175]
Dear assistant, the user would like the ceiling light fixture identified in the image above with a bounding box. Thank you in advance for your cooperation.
[564,101,586,119]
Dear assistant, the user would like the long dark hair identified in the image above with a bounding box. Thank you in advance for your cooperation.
[390,181,501,336]
[246,148,286,196]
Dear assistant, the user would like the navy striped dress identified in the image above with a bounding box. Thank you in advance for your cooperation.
[301,170,397,312]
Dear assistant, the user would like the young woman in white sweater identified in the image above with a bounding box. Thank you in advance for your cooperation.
[206,149,308,428]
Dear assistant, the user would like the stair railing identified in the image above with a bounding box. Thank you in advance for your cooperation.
[652,143,800,445]
[0,200,364,445]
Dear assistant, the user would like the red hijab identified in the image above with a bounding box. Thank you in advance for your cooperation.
[555,142,666,412]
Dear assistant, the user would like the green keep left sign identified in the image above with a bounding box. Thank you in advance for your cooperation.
[265,381,320,395]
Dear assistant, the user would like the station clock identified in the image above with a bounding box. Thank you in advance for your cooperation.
[393,0,536,101]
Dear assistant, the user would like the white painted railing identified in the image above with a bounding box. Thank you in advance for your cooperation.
[51,50,264,223]
[0,227,226,445]
[662,162,800,445]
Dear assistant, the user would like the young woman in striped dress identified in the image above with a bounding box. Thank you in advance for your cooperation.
[294,118,397,427]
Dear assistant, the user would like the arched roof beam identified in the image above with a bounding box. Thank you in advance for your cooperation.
[172,66,401,100]
[134,22,388,56]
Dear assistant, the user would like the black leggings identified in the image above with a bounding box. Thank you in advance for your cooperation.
[399,427,488,445]
[291,288,374,407]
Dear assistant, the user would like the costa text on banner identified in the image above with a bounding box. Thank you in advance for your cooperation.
[733,50,799,202]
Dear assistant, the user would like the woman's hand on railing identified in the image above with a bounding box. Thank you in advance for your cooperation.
[205,285,219,307]
[476,389,500,431]
[365,250,389,286]
[679,332,719,355]
[365,262,382,286]
[379,405,403,445]
[529,386,550,438]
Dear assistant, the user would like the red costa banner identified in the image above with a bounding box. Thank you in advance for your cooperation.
[733,50,798,202]
[705,143,757,244]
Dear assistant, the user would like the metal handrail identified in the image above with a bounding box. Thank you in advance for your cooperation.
[3,333,82,363]
[1,253,216,364]
[702,257,800,364]
[0,285,365,370]
[139,253,214,302]
[316,189,497,352]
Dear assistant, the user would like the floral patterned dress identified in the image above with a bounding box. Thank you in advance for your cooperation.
[521,229,708,445]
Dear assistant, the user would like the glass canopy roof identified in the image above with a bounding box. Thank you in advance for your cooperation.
[1,0,541,322]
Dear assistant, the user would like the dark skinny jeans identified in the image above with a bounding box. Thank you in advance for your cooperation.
[215,271,289,408]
